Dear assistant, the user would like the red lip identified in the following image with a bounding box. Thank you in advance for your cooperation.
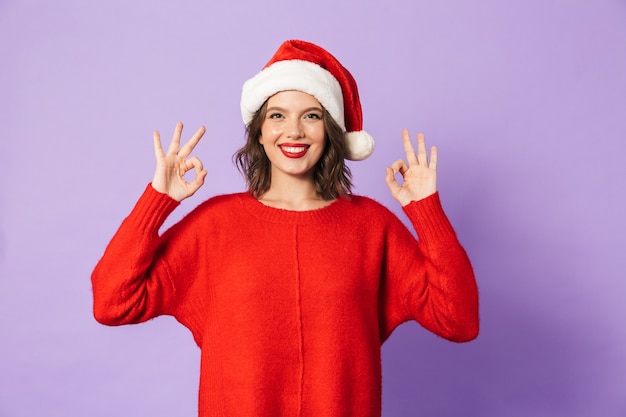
[279,144,310,158]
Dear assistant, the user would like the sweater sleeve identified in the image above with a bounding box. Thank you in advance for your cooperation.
[91,184,205,339]
[382,192,479,343]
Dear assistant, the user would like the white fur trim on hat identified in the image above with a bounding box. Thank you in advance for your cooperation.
[240,60,345,129]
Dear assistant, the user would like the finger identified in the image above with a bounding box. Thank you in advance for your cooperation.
[416,132,428,166]
[167,122,184,155]
[153,130,164,159]
[181,156,204,176]
[402,129,419,166]
[429,146,438,170]
[390,159,409,176]
[179,126,206,159]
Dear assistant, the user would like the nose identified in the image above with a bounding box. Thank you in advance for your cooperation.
[286,118,304,139]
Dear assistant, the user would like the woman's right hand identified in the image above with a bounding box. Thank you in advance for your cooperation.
[152,122,207,202]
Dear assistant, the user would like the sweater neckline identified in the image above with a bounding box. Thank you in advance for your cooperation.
[236,192,352,224]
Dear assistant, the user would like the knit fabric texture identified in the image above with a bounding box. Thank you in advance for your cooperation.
[92,184,479,417]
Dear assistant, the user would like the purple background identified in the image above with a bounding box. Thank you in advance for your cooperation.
[1,0,625,416]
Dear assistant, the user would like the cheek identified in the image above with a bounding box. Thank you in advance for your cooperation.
[259,125,279,144]
[308,124,326,144]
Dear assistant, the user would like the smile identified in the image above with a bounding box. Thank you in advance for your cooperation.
[279,144,310,158]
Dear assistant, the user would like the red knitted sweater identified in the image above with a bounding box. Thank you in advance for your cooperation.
[92,184,478,417]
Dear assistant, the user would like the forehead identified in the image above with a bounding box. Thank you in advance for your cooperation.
[267,90,323,108]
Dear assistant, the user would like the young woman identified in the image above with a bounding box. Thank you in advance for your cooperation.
[92,39,479,417]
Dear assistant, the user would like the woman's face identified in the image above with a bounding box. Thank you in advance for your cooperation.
[259,90,326,181]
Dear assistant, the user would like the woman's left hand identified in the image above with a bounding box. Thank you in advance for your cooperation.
[385,129,438,206]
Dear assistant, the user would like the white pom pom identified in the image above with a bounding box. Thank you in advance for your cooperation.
[344,131,375,161]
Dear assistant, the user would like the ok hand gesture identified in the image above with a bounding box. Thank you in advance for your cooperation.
[152,122,207,202]
[385,129,438,206]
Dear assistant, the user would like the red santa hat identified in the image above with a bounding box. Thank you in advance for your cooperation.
[240,39,375,161]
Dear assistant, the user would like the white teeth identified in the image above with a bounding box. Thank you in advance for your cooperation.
[281,146,307,153]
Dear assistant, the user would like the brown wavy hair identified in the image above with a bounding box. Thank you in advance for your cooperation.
[234,100,353,200]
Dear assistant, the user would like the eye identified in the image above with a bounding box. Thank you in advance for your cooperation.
[305,113,322,120]
[268,113,283,119]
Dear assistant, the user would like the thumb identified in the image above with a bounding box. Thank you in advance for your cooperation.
[188,169,208,194]
[385,167,401,197]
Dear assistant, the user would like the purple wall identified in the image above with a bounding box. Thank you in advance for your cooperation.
[1,0,625,416]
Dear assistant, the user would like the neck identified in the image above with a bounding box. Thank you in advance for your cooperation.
[258,175,333,211]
